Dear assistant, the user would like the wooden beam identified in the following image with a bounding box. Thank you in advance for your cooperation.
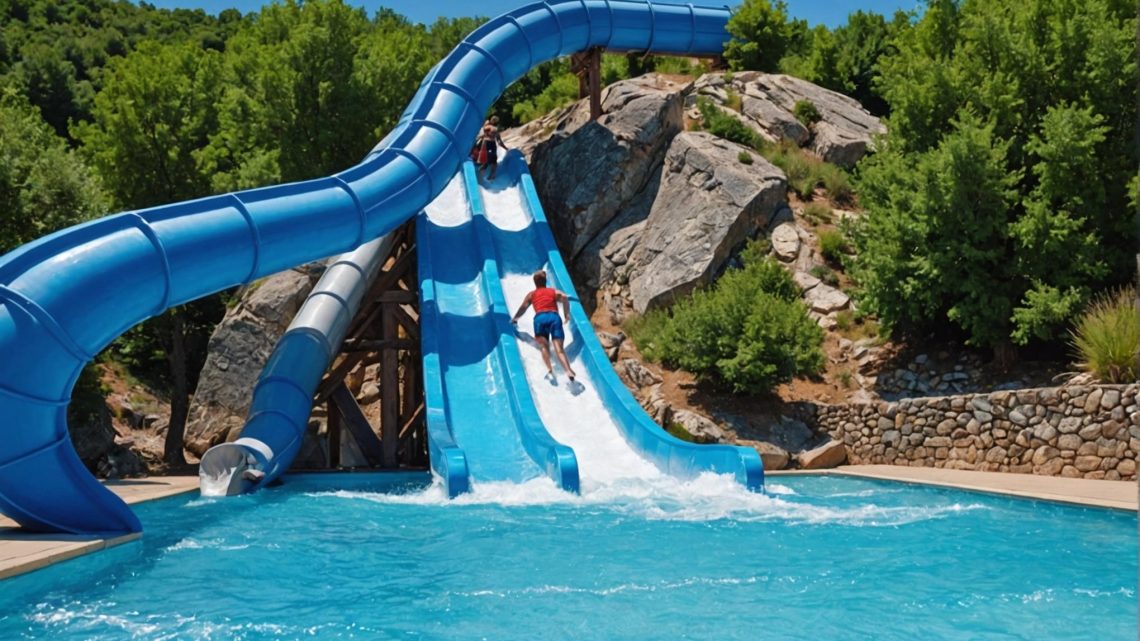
[327,398,340,468]
[378,290,417,304]
[380,303,400,468]
[398,402,424,440]
[341,338,419,353]
[314,352,369,403]
[391,304,420,340]
[330,384,385,466]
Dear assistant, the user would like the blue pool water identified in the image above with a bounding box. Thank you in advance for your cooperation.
[0,473,1134,640]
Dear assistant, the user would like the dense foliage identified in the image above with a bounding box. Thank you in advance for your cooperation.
[849,0,1137,359]
[631,243,825,394]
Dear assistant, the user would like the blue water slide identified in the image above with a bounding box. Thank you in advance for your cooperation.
[418,164,578,495]
[197,233,398,497]
[0,0,733,535]
[488,152,764,489]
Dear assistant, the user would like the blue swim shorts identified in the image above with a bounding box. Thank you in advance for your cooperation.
[533,311,564,340]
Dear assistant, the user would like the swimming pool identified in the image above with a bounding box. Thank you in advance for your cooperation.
[0,473,1134,640]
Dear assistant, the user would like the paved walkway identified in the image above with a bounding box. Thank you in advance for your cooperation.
[0,477,199,580]
[772,465,1138,511]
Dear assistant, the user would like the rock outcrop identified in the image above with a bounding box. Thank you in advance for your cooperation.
[690,72,886,168]
[624,133,786,312]
[530,74,687,258]
[184,265,323,456]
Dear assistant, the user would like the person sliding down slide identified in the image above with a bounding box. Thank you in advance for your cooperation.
[511,270,577,383]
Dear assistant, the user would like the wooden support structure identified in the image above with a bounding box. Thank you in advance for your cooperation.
[570,47,603,121]
[305,219,427,472]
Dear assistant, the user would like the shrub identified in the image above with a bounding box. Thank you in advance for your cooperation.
[836,370,853,388]
[793,99,821,126]
[818,229,850,265]
[631,242,825,393]
[738,150,754,165]
[834,309,854,331]
[818,164,854,204]
[802,202,833,226]
[697,97,762,149]
[810,264,839,287]
[725,88,743,112]
[1070,288,1139,383]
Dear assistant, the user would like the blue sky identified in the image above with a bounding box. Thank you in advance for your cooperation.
[144,1,922,28]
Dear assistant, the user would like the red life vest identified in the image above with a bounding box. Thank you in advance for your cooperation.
[532,287,558,313]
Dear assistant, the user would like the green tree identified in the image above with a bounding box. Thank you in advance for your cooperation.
[203,0,374,189]
[76,40,222,205]
[0,87,108,253]
[75,39,226,465]
[851,117,1018,355]
[724,0,795,72]
[852,0,1137,361]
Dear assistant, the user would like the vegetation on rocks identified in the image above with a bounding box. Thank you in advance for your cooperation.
[629,242,825,394]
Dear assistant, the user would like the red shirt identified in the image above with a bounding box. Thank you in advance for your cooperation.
[532,287,558,313]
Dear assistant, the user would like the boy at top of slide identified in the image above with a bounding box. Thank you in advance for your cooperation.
[510,270,577,382]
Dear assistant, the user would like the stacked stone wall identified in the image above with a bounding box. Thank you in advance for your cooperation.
[816,385,1138,481]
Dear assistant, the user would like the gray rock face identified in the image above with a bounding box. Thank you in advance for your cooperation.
[672,409,727,444]
[627,132,787,312]
[692,71,886,168]
[530,75,688,260]
[185,266,323,456]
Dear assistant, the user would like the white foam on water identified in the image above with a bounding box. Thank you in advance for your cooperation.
[198,470,236,498]
[479,182,531,231]
[423,172,470,227]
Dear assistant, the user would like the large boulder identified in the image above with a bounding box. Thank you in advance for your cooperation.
[184,265,323,456]
[796,440,848,469]
[529,74,689,259]
[691,72,885,168]
[627,132,787,312]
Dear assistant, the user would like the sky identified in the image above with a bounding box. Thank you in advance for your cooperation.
[143,0,922,29]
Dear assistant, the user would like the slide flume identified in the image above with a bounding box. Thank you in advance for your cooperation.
[0,0,733,534]
[418,164,578,496]
[481,153,765,490]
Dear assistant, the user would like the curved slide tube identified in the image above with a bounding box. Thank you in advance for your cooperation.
[0,0,732,534]
[197,233,397,497]
[489,152,764,489]
[418,165,578,496]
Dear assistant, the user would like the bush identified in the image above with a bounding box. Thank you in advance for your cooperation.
[810,264,839,287]
[697,97,762,149]
[631,242,825,393]
[1070,288,1139,383]
[818,229,850,265]
[802,202,833,226]
[725,88,743,112]
[738,150,754,165]
[793,99,821,126]
[762,142,849,202]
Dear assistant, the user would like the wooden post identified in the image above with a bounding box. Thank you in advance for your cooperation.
[571,48,603,121]
[327,398,340,468]
[380,303,400,468]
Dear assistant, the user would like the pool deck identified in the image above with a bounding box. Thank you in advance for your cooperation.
[0,477,199,580]
[771,465,1138,511]
[0,468,1135,580]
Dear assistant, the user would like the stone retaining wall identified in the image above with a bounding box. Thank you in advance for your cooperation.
[815,385,1138,481]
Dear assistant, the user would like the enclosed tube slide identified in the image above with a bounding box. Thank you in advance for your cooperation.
[198,233,397,497]
[417,164,578,496]
[0,0,733,534]
[488,153,764,489]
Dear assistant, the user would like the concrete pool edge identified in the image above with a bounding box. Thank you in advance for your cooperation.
[0,477,199,580]
[770,465,1138,512]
